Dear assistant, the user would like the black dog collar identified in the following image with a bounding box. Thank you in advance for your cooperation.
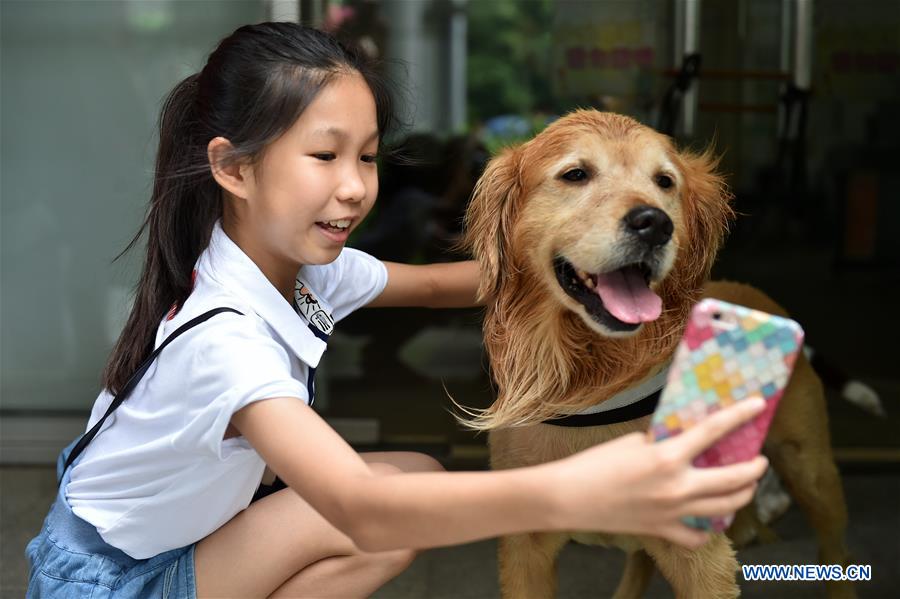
[542,388,662,427]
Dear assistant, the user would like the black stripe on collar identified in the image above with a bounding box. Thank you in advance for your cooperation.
[541,388,662,428]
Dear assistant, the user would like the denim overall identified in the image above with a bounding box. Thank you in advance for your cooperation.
[25,438,197,598]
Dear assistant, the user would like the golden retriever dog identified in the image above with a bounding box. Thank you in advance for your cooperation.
[461,110,854,598]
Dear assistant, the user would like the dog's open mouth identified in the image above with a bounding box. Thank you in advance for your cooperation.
[553,257,663,332]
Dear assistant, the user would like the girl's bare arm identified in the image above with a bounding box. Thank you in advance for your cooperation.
[366,260,483,308]
[232,395,768,552]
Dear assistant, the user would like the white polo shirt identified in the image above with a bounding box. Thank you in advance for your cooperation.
[65,221,388,559]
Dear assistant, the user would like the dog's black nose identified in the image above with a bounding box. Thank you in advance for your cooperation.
[624,206,673,247]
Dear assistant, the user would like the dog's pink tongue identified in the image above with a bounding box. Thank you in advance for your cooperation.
[594,268,662,324]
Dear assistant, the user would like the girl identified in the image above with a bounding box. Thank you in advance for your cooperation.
[25,22,768,598]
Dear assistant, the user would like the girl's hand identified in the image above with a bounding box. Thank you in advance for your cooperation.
[550,397,769,549]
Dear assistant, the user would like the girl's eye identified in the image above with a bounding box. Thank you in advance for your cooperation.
[313,153,336,161]
[361,154,378,164]
[561,168,588,182]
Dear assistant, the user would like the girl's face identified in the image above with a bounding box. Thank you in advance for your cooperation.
[228,71,379,294]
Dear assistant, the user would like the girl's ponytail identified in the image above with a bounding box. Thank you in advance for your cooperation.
[102,73,221,394]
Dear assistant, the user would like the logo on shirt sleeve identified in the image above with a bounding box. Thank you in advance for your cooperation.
[294,279,334,336]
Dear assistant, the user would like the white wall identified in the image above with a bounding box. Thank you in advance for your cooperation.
[1,0,267,412]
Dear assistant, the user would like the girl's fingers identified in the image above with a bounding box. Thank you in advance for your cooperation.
[668,397,767,461]
[681,482,758,518]
[686,455,768,497]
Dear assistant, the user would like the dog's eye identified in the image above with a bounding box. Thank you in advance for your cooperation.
[655,174,674,189]
[561,168,588,182]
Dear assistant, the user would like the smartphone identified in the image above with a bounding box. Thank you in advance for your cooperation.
[649,298,805,531]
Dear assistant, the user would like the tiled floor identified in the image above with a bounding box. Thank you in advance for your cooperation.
[3,464,898,598]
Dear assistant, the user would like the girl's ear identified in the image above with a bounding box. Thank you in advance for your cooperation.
[462,146,524,302]
[208,137,253,200]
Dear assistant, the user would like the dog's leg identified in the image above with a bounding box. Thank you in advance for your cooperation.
[497,532,567,599]
[642,534,740,599]
[611,549,655,599]
[767,443,856,599]
[727,504,779,548]
[766,357,857,599]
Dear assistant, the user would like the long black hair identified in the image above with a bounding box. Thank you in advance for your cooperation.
[102,22,397,394]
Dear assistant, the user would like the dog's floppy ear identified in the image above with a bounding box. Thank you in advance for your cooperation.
[676,147,735,285]
[462,146,524,302]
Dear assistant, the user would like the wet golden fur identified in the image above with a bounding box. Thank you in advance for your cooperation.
[461,110,855,598]
[461,110,732,429]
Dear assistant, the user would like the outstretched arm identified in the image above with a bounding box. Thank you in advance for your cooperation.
[232,395,768,552]
[366,260,483,308]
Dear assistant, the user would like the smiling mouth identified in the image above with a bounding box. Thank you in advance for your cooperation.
[315,219,352,233]
[553,257,663,332]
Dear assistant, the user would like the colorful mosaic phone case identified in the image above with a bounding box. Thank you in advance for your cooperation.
[649,298,804,532]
